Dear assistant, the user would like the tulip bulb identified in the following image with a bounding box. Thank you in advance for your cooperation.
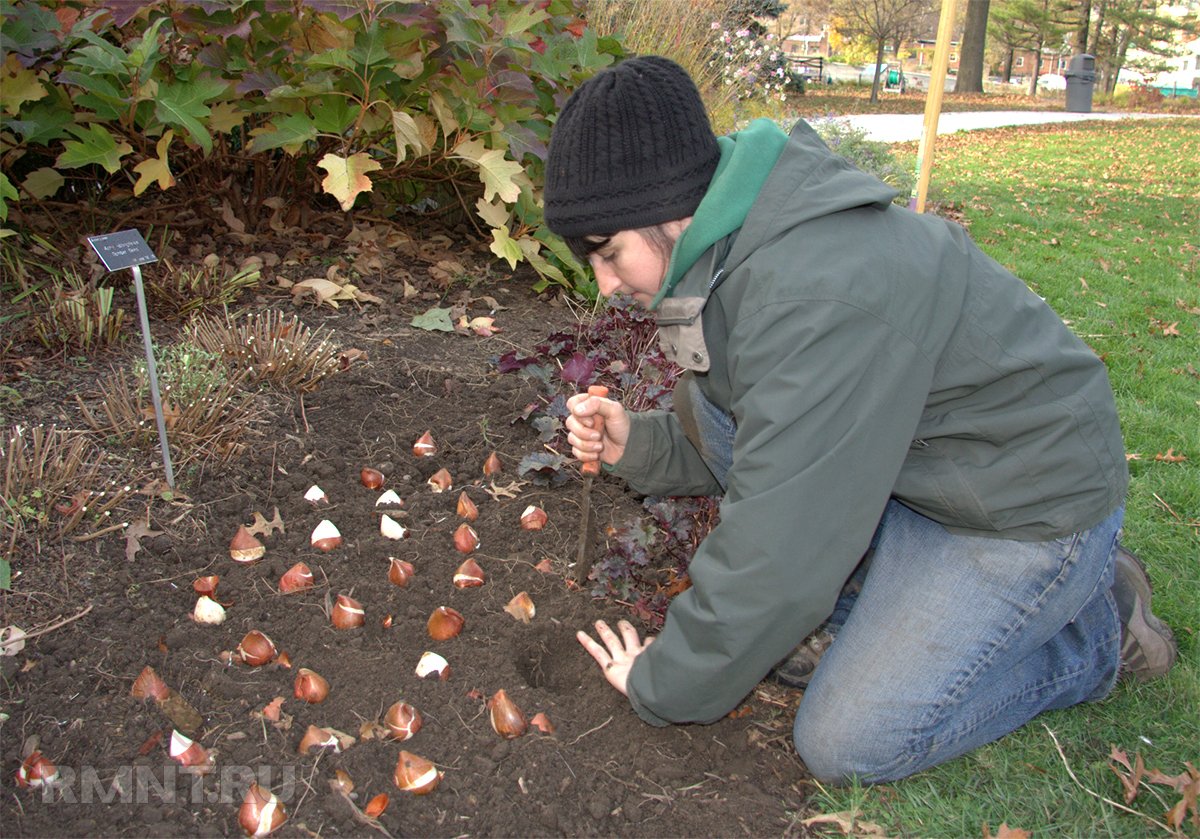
[169,730,212,769]
[393,751,441,794]
[360,467,385,489]
[488,689,527,739]
[452,523,479,554]
[530,712,556,734]
[482,451,502,476]
[192,595,226,625]
[331,594,365,629]
[380,513,407,540]
[415,651,450,680]
[388,557,415,587]
[16,751,59,788]
[310,519,342,551]
[520,505,548,531]
[456,491,478,521]
[504,591,535,623]
[375,489,403,507]
[131,665,170,701]
[297,725,353,755]
[412,430,437,457]
[383,701,423,741]
[237,630,277,666]
[364,793,389,818]
[192,575,219,597]
[453,558,485,588]
[238,782,287,837]
[304,484,327,504]
[279,562,314,593]
[427,468,452,493]
[427,606,464,641]
[294,668,330,703]
[230,526,265,564]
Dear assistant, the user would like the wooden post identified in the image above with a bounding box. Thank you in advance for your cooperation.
[914,0,958,214]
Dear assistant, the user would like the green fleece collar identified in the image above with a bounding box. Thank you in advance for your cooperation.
[651,118,789,309]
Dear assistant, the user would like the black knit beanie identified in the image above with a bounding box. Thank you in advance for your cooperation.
[544,56,720,239]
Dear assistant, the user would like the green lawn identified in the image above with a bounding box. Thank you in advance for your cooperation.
[811,119,1200,837]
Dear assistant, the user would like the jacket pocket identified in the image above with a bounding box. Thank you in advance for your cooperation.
[657,297,710,372]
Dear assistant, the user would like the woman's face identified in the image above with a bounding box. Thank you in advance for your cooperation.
[586,219,690,306]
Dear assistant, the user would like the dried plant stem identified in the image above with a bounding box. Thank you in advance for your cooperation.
[1042,724,1171,832]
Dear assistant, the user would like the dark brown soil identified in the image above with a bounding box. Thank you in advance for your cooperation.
[1,258,811,837]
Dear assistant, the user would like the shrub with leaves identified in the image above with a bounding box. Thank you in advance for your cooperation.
[499,295,720,619]
[0,0,618,292]
[187,309,341,393]
[812,118,915,205]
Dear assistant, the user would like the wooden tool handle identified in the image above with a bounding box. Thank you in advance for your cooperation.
[580,385,609,476]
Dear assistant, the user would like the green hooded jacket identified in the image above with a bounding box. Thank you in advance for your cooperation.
[612,119,1129,726]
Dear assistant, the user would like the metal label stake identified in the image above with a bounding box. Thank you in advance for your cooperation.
[86,229,175,489]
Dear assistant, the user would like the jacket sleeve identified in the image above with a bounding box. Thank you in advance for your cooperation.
[625,298,935,725]
[610,410,725,497]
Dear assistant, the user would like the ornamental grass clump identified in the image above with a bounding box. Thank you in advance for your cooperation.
[188,310,341,393]
[1,424,130,552]
[77,343,262,469]
[31,269,126,353]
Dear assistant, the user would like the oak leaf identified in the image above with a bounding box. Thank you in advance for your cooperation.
[246,507,285,538]
[317,152,382,211]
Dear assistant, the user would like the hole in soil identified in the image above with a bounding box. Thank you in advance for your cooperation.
[515,627,587,692]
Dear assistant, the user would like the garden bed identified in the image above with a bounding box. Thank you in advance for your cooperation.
[1,242,811,837]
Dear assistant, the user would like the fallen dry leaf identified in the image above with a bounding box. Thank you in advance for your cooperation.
[800,811,886,836]
[983,824,1031,839]
[126,519,164,562]
[1154,449,1187,463]
[245,507,285,538]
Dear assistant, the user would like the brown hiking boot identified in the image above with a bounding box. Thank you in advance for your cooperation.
[1113,545,1176,681]
[771,629,835,690]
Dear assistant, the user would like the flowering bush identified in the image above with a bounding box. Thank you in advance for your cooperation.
[708,23,790,104]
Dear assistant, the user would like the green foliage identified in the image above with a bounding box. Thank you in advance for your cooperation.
[0,0,621,291]
[813,119,915,204]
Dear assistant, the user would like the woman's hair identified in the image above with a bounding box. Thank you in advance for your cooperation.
[565,223,679,265]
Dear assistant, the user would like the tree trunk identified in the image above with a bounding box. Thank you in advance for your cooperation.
[954,0,990,94]
[1076,0,1092,53]
[869,38,886,102]
[1028,45,1043,96]
[1003,48,1014,82]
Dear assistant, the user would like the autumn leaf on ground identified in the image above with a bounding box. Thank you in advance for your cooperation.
[800,811,886,836]
[1107,745,1145,804]
[317,152,382,211]
[1125,453,1142,461]
[455,315,499,337]
[1154,449,1187,463]
[245,507,284,538]
[982,824,1030,839]
[126,519,164,561]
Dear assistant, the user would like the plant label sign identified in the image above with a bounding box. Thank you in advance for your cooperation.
[87,229,158,272]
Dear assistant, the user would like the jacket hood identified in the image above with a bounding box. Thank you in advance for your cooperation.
[660,119,899,302]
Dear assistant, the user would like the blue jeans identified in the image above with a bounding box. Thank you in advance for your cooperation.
[679,376,1123,783]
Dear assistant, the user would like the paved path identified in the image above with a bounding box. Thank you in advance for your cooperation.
[825,110,1181,143]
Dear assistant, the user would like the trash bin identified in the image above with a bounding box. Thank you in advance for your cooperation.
[1065,54,1095,113]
